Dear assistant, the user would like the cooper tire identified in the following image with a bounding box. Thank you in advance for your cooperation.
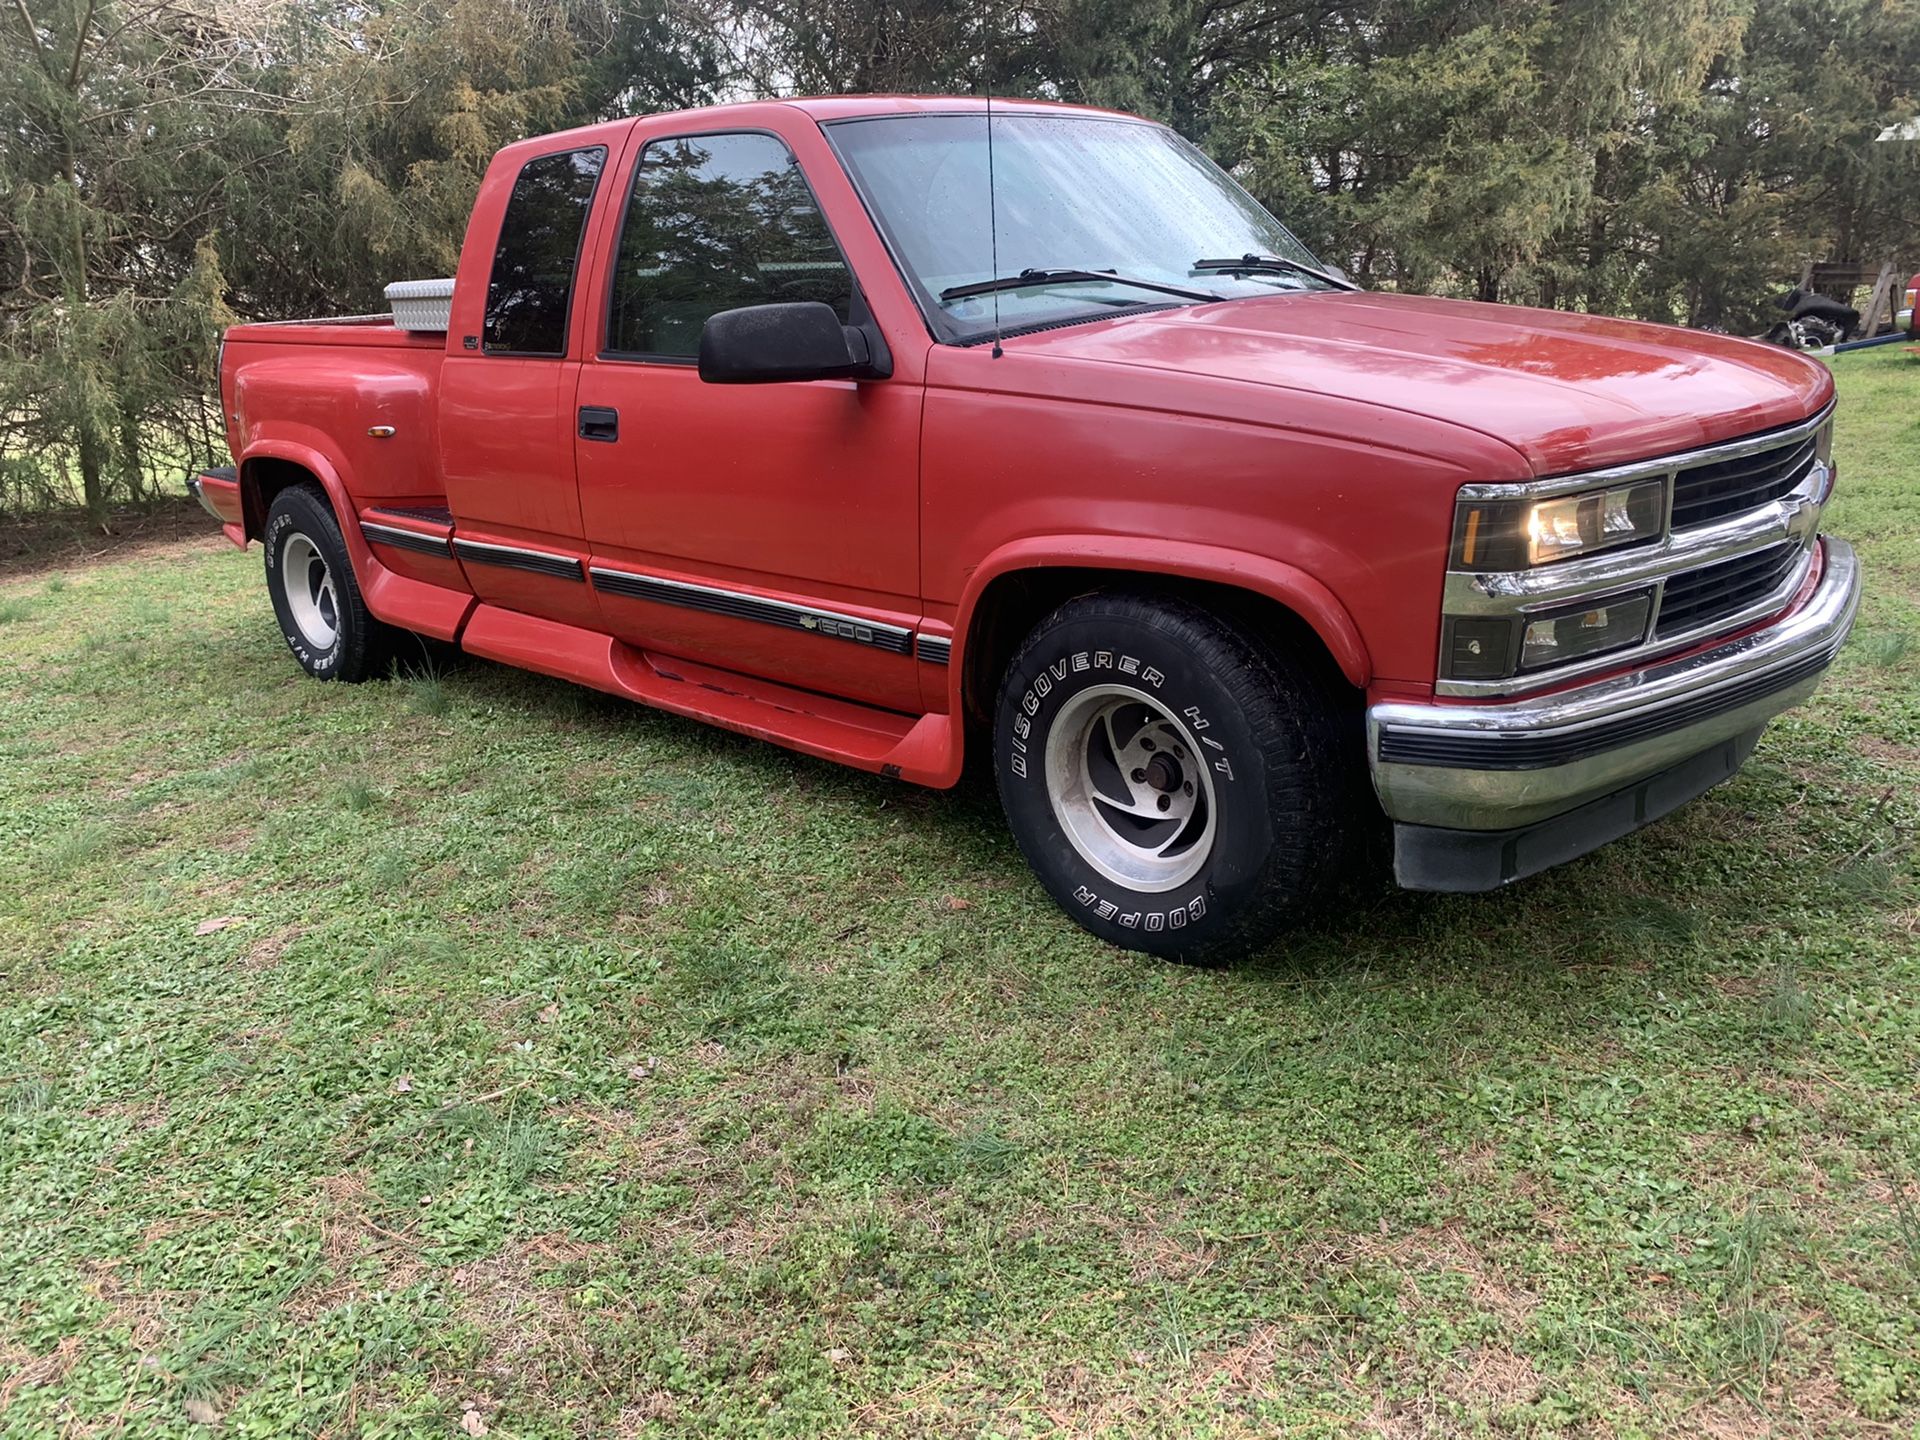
[994,591,1360,961]
[263,484,394,683]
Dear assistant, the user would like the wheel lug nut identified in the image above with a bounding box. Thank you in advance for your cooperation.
[1141,738,1155,751]
[1183,782,1193,796]
[1131,768,1146,783]
[1157,794,1171,811]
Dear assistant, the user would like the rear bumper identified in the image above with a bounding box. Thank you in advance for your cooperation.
[188,465,247,548]
[189,465,242,524]
[1370,536,1860,889]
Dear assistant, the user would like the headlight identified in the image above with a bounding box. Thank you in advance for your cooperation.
[1451,478,1667,572]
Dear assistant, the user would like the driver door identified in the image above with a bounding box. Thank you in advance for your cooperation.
[573,122,923,714]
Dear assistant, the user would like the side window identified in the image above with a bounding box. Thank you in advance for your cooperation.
[607,132,854,359]
[484,146,607,356]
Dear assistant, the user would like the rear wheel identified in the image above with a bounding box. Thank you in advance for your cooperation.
[993,591,1361,961]
[263,485,396,682]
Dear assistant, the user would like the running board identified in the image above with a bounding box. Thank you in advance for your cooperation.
[457,604,961,785]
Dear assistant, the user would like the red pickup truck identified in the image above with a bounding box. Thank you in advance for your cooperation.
[191,96,1859,959]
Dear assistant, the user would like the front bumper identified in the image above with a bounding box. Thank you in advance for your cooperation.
[1370,536,1860,890]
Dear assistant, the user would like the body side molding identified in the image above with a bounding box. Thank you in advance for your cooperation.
[590,565,916,655]
[452,536,586,582]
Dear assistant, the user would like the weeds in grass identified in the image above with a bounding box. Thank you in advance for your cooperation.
[1760,964,1814,1037]
[952,1124,1025,1176]
[367,845,412,890]
[1886,1166,1920,1280]
[0,597,32,623]
[44,574,66,594]
[400,661,452,717]
[1855,629,1912,668]
[1834,854,1902,902]
[45,822,113,873]
[333,776,381,812]
[1708,1205,1782,1402]
[1600,893,1701,947]
[5,1078,51,1115]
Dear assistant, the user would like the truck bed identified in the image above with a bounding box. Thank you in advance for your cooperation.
[224,315,447,350]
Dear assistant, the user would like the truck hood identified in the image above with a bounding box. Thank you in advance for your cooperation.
[1008,290,1833,476]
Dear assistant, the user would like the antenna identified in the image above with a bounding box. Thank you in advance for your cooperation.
[984,18,1003,359]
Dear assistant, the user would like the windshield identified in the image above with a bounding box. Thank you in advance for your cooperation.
[826,113,1337,343]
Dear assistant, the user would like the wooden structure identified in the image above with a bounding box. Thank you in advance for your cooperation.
[1797,258,1905,335]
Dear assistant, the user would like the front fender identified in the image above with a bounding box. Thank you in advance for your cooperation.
[951,535,1373,702]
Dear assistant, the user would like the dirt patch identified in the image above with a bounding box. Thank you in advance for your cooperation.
[1348,1216,1543,1332]
[240,925,305,971]
[450,1234,617,1409]
[0,1334,83,1411]
[285,1172,427,1322]
[1855,734,1920,768]
[0,499,217,581]
[1367,1345,1546,1436]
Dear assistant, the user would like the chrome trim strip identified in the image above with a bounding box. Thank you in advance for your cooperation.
[451,536,584,582]
[589,566,915,654]
[915,634,952,665]
[362,521,453,557]
[1369,537,1859,831]
[1457,400,1835,502]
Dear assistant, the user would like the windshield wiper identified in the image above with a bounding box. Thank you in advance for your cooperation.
[1193,253,1352,288]
[939,268,1219,304]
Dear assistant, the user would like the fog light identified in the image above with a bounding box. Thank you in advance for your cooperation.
[1444,616,1514,679]
[1519,592,1652,671]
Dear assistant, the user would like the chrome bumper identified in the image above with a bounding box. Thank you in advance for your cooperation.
[1369,536,1860,835]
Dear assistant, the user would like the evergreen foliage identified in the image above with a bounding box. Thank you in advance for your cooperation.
[3,0,1916,523]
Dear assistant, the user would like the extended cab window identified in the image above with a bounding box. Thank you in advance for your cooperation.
[607,132,853,359]
[484,146,607,355]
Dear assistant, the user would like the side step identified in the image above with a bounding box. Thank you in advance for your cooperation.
[458,604,960,786]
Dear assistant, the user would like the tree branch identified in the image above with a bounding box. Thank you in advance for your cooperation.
[10,0,56,78]
[67,0,96,90]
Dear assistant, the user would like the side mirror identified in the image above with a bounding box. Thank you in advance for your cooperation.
[698,302,885,384]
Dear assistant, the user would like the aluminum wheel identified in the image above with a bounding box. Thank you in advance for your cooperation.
[281,531,339,651]
[1043,684,1218,892]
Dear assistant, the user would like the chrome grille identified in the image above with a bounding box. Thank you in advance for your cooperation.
[1670,435,1818,530]
[1437,402,1833,698]
[1655,542,1802,639]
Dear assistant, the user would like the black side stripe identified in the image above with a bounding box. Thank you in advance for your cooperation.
[368,503,455,527]
[589,567,914,654]
[452,537,585,582]
[915,634,951,665]
[362,521,453,557]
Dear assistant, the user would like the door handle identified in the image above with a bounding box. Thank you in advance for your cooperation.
[578,406,619,442]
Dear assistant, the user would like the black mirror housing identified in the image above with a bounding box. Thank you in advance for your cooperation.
[698,302,887,384]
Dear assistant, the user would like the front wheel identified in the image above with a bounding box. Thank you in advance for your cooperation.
[994,592,1361,961]
[263,484,396,682]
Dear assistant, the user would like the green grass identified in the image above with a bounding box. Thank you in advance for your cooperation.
[3,350,1918,1437]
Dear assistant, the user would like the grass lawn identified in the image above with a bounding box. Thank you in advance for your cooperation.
[2,349,1916,1439]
